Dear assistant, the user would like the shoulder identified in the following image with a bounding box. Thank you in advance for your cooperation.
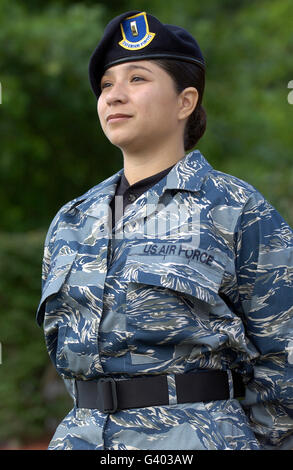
[198,162,264,226]
[187,151,261,207]
[205,166,261,206]
[206,169,292,243]
[44,170,121,247]
[194,157,291,242]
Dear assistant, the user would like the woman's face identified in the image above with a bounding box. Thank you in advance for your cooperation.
[97,60,184,153]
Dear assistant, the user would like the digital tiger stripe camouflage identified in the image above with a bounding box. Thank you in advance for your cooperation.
[37,150,293,450]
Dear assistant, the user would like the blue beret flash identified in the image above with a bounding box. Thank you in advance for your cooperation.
[89,11,205,98]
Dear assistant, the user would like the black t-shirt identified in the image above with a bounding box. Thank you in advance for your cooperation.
[110,163,175,230]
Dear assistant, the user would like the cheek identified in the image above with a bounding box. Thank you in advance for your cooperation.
[137,89,165,122]
[160,90,178,114]
[148,85,177,113]
[147,93,178,126]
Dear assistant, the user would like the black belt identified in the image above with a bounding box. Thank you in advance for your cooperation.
[75,370,245,414]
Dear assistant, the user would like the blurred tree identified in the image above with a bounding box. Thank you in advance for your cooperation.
[0,0,292,447]
[0,231,72,444]
[201,0,293,221]
[0,1,121,232]
[0,0,292,232]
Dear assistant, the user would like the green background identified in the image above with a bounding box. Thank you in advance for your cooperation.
[0,0,292,447]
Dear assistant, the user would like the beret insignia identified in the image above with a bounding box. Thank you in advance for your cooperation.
[119,12,156,50]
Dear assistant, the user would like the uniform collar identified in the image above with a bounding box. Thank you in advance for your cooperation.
[117,163,176,196]
[67,150,212,216]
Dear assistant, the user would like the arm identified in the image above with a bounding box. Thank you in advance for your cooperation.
[234,191,293,449]
[37,200,75,326]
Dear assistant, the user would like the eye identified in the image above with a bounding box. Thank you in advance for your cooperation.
[131,76,145,83]
[101,81,112,90]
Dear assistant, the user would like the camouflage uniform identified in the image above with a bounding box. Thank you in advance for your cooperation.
[37,150,293,450]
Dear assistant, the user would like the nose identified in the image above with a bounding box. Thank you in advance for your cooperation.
[105,82,128,106]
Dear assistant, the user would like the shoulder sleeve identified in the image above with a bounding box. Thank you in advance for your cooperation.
[36,200,76,326]
[234,191,293,449]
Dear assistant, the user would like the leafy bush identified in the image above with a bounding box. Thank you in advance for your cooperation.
[0,1,121,232]
[0,0,292,232]
[0,0,292,446]
[0,231,72,444]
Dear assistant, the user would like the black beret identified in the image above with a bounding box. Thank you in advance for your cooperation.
[89,10,205,98]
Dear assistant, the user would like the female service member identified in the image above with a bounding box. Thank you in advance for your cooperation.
[36,11,293,450]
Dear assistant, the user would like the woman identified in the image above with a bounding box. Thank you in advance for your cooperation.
[37,11,293,450]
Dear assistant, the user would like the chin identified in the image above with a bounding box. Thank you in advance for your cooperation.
[108,133,141,151]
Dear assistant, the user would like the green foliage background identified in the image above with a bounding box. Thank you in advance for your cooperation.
[0,0,292,445]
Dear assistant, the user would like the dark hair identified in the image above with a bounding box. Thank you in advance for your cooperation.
[153,59,206,151]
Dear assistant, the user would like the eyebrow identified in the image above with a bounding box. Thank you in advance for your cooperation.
[102,64,154,77]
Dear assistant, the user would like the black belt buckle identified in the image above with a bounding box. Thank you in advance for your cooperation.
[98,377,118,413]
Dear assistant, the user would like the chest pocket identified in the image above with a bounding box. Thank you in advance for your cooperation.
[122,242,227,366]
[124,242,226,303]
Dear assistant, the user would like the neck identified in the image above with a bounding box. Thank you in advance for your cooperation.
[121,140,185,186]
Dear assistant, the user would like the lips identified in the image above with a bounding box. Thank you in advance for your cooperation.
[106,113,132,122]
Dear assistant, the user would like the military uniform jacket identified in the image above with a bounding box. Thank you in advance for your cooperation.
[37,150,293,450]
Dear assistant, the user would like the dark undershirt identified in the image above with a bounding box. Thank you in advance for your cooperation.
[110,163,175,230]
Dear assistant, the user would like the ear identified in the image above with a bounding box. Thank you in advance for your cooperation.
[178,87,199,121]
